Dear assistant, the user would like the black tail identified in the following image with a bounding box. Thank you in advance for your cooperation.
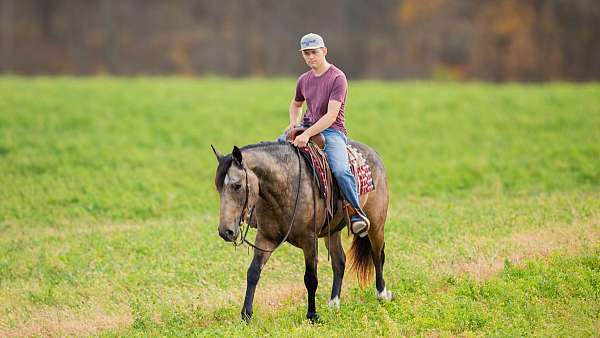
[348,235,374,288]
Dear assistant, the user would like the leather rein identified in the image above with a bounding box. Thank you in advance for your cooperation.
[233,146,303,253]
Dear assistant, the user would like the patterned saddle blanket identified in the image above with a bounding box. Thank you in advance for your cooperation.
[298,142,375,218]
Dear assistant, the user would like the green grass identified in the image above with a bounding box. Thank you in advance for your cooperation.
[0,77,599,336]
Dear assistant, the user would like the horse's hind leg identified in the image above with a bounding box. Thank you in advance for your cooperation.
[364,192,393,300]
[324,231,345,308]
[369,234,392,300]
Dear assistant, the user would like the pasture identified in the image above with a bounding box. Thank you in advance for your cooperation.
[0,77,599,336]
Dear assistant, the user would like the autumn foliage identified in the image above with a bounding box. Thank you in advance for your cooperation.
[0,0,598,81]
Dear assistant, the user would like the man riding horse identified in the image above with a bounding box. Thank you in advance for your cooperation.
[278,33,369,237]
[212,33,392,323]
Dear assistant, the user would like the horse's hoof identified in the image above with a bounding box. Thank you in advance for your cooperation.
[241,310,252,323]
[328,296,340,309]
[376,287,393,301]
[306,311,320,323]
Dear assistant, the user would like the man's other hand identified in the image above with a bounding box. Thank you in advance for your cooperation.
[284,122,296,133]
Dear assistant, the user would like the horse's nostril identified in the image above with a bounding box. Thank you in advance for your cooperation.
[219,228,236,242]
[219,228,237,242]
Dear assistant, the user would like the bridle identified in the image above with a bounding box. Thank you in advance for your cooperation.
[233,146,303,253]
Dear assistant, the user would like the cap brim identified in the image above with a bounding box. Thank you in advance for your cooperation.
[299,45,326,51]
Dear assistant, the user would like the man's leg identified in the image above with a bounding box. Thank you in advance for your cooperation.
[276,132,287,143]
[322,129,369,236]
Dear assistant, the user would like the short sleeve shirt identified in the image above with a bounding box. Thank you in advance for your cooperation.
[294,64,348,135]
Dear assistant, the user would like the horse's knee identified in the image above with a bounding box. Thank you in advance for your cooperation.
[304,270,318,291]
[247,264,261,285]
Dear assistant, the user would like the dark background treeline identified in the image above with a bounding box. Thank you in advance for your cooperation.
[1,0,599,81]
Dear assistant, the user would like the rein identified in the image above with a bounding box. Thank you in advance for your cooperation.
[233,146,303,253]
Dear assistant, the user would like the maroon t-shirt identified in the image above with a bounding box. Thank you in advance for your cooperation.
[294,64,348,135]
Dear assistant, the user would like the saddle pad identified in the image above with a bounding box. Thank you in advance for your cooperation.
[299,143,375,199]
[299,144,331,199]
[347,145,375,195]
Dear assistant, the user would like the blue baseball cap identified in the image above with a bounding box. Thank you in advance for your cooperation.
[299,33,326,51]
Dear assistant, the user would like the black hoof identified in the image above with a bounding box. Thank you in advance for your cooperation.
[306,312,321,324]
[241,310,252,323]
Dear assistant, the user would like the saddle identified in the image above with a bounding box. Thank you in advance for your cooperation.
[286,126,325,149]
[286,124,375,232]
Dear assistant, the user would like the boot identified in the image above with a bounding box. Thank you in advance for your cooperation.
[350,214,370,237]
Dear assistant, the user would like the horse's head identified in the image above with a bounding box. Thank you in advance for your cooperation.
[212,145,259,242]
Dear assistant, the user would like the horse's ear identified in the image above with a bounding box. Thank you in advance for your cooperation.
[232,146,243,166]
[211,144,223,162]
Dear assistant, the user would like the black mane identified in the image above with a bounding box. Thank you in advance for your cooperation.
[214,141,292,192]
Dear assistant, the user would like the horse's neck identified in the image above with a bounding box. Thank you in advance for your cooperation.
[244,146,299,209]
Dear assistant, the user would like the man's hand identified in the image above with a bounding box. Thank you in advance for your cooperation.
[284,122,296,133]
[292,133,310,148]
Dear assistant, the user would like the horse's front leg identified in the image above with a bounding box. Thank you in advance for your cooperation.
[324,231,345,309]
[302,244,319,322]
[241,240,273,322]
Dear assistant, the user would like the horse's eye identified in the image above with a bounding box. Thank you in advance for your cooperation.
[232,183,242,191]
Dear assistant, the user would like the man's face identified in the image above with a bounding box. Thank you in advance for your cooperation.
[301,47,327,69]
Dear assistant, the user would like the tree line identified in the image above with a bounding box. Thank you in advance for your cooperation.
[1,0,598,81]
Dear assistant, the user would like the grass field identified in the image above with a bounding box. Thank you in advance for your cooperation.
[0,77,599,337]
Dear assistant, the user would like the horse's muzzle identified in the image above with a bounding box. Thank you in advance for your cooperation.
[219,227,238,242]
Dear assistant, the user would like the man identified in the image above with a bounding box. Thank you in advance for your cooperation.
[278,33,369,236]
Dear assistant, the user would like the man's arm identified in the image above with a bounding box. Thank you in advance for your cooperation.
[286,99,304,132]
[291,99,341,147]
[302,99,341,137]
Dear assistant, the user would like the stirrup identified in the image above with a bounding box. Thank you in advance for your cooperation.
[343,201,370,237]
[350,213,370,237]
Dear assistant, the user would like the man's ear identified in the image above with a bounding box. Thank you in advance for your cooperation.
[211,144,223,162]
[232,146,243,166]
[322,47,328,56]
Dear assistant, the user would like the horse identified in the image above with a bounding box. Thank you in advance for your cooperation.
[211,140,391,322]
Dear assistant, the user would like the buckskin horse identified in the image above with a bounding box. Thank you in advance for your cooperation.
[212,140,391,322]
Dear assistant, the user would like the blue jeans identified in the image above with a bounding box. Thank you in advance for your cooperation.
[277,128,363,212]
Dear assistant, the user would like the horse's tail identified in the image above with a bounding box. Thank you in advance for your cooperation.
[348,235,374,288]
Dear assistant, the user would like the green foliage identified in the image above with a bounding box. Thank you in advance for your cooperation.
[0,77,599,336]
